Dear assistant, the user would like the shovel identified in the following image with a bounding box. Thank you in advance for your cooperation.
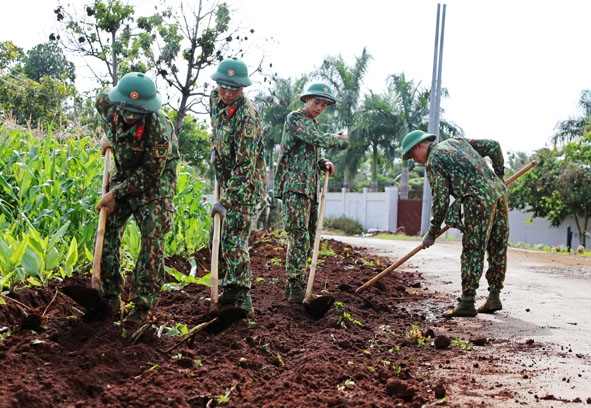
[61,148,112,314]
[204,181,247,333]
[355,160,539,294]
[302,170,335,319]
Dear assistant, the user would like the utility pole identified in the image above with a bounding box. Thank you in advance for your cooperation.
[421,3,446,235]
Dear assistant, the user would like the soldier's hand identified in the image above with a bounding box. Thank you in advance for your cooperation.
[96,191,116,214]
[324,161,336,177]
[337,132,349,142]
[211,202,227,219]
[421,232,436,249]
[100,135,112,156]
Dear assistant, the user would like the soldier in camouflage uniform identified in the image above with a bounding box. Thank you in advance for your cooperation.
[401,130,509,318]
[275,83,349,303]
[209,57,266,316]
[95,72,179,335]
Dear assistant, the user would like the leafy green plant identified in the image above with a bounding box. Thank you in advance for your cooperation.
[318,240,336,256]
[324,216,363,235]
[337,312,362,329]
[0,126,211,292]
[450,337,474,351]
[269,257,283,267]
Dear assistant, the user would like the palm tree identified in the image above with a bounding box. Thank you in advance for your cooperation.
[552,89,591,147]
[349,92,400,191]
[314,48,372,190]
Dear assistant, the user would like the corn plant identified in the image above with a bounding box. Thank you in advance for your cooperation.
[0,125,212,293]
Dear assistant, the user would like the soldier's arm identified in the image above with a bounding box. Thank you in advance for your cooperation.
[427,162,451,236]
[468,139,505,178]
[288,113,348,150]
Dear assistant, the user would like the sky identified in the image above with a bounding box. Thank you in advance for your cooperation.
[2,0,590,155]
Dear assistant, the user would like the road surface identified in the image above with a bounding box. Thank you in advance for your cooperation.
[327,235,591,405]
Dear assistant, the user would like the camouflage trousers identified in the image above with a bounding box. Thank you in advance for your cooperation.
[281,192,318,283]
[265,206,282,230]
[216,205,256,290]
[100,198,173,311]
[460,194,509,298]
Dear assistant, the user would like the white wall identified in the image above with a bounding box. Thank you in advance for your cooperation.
[208,189,588,249]
[441,211,588,249]
[324,187,398,232]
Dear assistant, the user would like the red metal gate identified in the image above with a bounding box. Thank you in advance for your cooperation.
[397,199,422,236]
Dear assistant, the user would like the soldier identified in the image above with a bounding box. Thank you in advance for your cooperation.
[401,130,509,317]
[209,57,266,316]
[95,72,179,335]
[274,83,349,303]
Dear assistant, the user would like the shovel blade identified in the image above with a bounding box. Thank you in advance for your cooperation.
[203,305,248,334]
[303,295,335,320]
[61,285,108,314]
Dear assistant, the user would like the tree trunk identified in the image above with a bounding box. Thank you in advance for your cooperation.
[400,160,410,199]
[370,146,378,192]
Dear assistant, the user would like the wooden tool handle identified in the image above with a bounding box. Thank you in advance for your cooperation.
[304,171,330,303]
[91,148,112,291]
[210,181,221,304]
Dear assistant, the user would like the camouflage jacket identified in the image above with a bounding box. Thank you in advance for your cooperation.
[95,88,179,210]
[209,89,266,211]
[275,109,349,200]
[426,138,506,235]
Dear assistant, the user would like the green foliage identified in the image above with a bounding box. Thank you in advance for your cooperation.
[324,216,363,235]
[509,136,591,246]
[54,0,148,85]
[168,168,211,256]
[0,41,24,69]
[166,109,210,172]
[0,73,76,127]
[0,125,210,293]
[22,42,76,83]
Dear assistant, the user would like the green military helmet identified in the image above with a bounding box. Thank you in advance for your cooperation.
[108,72,162,113]
[211,57,252,89]
[401,130,436,160]
[267,189,274,196]
[299,82,336,105]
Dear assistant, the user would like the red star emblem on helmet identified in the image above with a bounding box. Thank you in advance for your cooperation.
[227,69,235,77]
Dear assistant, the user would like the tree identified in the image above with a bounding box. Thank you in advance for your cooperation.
[348,91,400,191]
[54,0,265,142]
[314,48,371,190]
[139,0,265,137]
[0,41,76,127]
[510,136,591,247]
[166,108,211,173]
[0,41,23,71]
[53,0,147,85]
[551,90,591,147]
[0,73,75,126]
[22,43,76,83]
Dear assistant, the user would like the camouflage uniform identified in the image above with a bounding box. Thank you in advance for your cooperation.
[275,109,348,287]
[209,88,266,292]
[95,88,179,314]
[426,138,508,298]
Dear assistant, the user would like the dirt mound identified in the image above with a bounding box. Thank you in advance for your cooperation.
[0,230,587,407]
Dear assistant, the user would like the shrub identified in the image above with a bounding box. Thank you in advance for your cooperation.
[324,216,363,236]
